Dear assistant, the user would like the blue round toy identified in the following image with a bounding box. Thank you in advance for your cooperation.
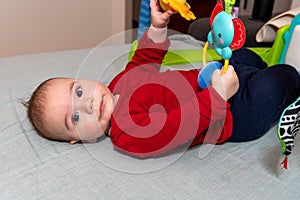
[198,61,222,88]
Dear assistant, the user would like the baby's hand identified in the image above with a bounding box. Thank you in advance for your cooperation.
[211,65,239,100]
[150,0,173,28]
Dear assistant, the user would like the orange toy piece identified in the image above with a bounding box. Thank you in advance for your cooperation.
[159,0,196,21]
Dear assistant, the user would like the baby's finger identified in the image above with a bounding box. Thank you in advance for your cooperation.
[213,68,221,76]
[150,0,160,12]
[161,9,173,19]
[222,65,234,75]
[227,65,234,70]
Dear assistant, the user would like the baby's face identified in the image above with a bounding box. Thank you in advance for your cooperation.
[43,78,116,142]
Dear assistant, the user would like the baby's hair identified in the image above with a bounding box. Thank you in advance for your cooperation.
[23,78,57,139]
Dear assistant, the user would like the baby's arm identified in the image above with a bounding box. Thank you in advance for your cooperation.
[211,65,239,100]
[123,0,173,73]
[147,0,173,43]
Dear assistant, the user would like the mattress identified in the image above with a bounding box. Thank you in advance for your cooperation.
[1,35,300,199]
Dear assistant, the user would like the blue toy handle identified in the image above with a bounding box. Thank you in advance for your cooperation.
[138,0,151,39]
[198,61,223,89]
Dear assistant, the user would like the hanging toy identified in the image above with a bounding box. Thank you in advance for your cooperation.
[224,0,236,14]
[198,0,245,89]
[159,0,196,21]
[278,97,300,169]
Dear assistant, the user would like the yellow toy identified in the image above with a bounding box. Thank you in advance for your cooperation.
[159,0,196,21]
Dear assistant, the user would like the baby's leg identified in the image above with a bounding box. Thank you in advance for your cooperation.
[230,48,268,71]
[228,63,300,142]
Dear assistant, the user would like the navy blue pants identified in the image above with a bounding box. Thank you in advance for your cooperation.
[227,48,300,142]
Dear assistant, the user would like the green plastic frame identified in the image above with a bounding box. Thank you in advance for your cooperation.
[128,26,290,67]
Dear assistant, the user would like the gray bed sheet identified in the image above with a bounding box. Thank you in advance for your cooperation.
[1,36,300,200]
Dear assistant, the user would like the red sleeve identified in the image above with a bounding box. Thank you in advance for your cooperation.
[125,29,170,72]
[108,30,170,91]
[110,86,233,159]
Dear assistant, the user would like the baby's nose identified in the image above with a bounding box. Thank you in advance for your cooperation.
[81,97,94,114]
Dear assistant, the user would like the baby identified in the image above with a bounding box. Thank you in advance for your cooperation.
[27,77,118,143]
[25,0,300,158]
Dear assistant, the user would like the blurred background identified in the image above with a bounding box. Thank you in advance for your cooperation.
[0,0,299,58]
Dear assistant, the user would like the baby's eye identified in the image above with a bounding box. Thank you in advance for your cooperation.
[218,33,222,38]
[75,86,83,97]
[72,112,80,125]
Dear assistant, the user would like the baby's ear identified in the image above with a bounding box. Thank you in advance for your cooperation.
[70,140,79,144]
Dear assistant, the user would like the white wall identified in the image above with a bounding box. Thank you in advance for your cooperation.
[291,0,300,9]
[0,0,131,58]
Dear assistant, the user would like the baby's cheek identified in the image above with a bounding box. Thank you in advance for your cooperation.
[78,118,101,139]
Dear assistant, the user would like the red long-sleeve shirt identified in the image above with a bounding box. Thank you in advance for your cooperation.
[108,32,233,158]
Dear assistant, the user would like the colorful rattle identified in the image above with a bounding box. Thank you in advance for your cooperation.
[277,97,300,169]
[198,0,245,89]
[159,0,196,21]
